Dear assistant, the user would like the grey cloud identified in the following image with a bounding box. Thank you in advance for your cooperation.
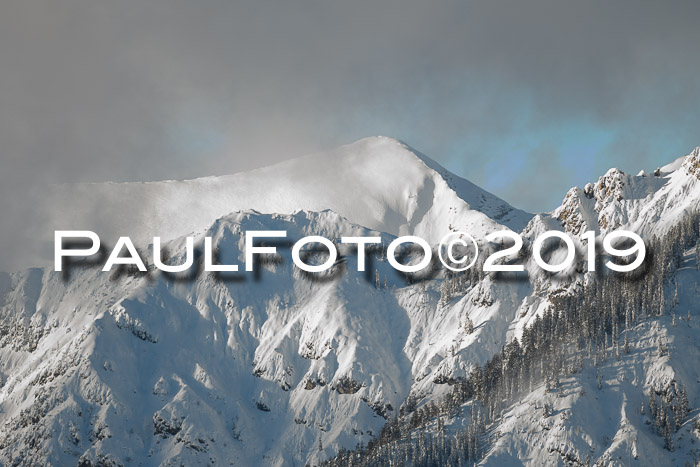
[1,0,699,271]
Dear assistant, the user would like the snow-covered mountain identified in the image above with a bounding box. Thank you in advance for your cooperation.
[550,147,700,238]
[41,136,530,257]
[2,139,700,466]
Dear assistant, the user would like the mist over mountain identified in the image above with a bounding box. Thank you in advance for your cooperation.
[1,139,700,466]
[38,137,530,262]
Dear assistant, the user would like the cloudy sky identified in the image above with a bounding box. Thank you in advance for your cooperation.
[1,0,699,271]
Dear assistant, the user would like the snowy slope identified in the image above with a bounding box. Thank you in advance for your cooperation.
[1,142,700,466]
[447,246,700,467]
[460,148,700,466]
[0,208,528,466]
[488,149,700,466]
[325,148,700,467]
[510,147,700,338]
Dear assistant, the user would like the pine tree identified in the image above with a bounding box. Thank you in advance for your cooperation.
[658,291,666,317]
[657,338,668,357]
[464,315,474,334]
[672,281,679,309]
[439,276,451,306]
[649,392,658,420]
[663,408,674,451]
[679,386,689,423]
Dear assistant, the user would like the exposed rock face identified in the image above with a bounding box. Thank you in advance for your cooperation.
[682,147,700,179]
[334,376,362,395]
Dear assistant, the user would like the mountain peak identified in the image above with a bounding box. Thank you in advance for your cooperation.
[681,146,700,179]
[548,146,700,237]
[39,138,531,268]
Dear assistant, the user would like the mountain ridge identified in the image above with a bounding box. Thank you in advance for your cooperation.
[40,137,531,266]
[2,141,700,465]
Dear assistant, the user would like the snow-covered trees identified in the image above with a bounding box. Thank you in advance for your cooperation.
[326,210,700,465]
[463,315,475,335]
[645,381,689,451]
